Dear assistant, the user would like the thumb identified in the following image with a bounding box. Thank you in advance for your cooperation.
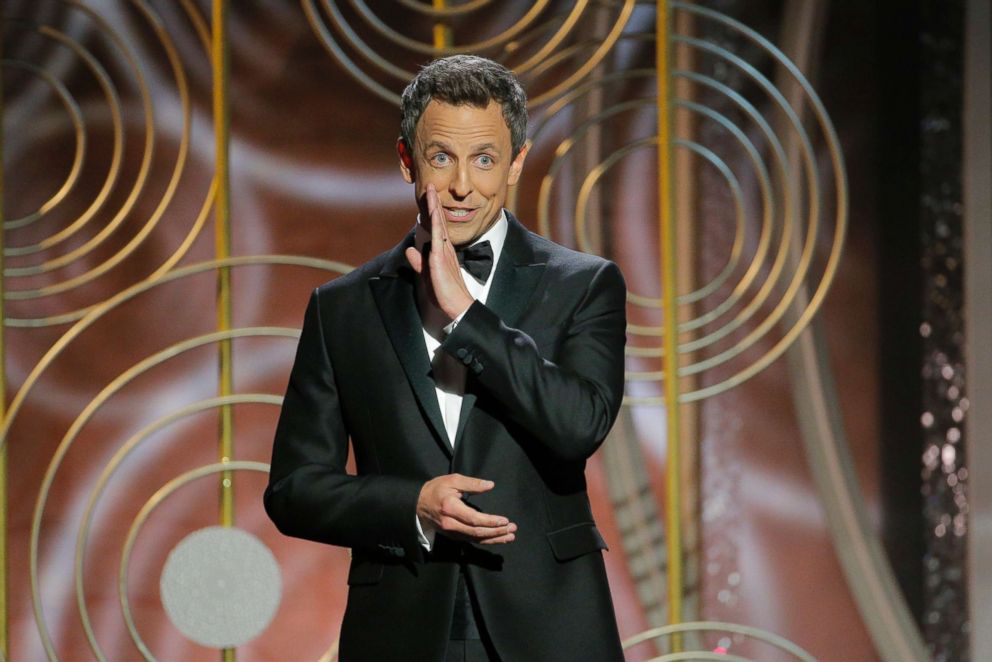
[405,246,423,274]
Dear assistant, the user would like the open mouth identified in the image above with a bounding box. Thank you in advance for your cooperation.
[444,207,478,221]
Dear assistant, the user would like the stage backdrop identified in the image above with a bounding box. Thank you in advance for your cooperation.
[1,1,932,661]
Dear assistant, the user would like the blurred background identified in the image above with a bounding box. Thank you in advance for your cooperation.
[1,1,989,660]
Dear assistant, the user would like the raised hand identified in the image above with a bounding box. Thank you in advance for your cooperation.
[417,473,517,545]
[404,184,475,320]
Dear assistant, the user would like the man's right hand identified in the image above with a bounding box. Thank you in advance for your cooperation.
[417,473,517,545]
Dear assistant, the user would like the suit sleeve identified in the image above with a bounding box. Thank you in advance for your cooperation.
[264,289,424,557]
[440,260,627,463]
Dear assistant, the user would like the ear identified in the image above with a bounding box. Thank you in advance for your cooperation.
[507,141,530,186]
[397,137,415,184]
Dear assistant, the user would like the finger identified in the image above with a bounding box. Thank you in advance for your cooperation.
[440,498,510,529]
[468,521,516,540]
[445,474,495,495]
[480,532,516,545]
[404,246,423,274]
[427,184,444,241]
[442,519,516,541]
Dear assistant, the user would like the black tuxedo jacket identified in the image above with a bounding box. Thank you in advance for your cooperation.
[265,213,627,661]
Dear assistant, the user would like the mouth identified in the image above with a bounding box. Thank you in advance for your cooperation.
[443,206,479,223]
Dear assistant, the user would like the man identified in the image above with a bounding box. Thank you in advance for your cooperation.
[265,55,627,661]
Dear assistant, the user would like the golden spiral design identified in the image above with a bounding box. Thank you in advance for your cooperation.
[526,4,847,405]
[3,257,350,659]
[2,1,214,327]
[301,0,635,106]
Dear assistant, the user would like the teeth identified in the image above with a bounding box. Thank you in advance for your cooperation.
[448,209,470,217]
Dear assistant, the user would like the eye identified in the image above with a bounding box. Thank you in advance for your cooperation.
[430,152,451,166]
[475,154,495,168]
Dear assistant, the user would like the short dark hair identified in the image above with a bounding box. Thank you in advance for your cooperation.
[400,55,528,158]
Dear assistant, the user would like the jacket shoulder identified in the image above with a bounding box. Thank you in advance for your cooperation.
[312,244,403,299]
[521,227,622,278]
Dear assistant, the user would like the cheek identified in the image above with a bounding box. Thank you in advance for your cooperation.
[416,166,450,191]
[474,171,508,199]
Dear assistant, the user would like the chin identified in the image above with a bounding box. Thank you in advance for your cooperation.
[451,233,477,247]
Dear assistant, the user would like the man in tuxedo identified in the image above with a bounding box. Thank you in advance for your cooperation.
[265,55,627,661]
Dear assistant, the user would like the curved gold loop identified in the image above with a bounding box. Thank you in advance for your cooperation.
[633,137,747,307]
[670,3,847,402]
[5,0,188,297]
[662,70,787,314]
[178,0,212,53]
[622,620,816,661]
[625,344,662,357]
[343,0,554,58]
[526,0,634,106]
[614,33,826,390]
[0,18,125,257]
[0,59,86,229]
[75,394,282,659]
[537,98,653,238]
[395,0,493,17]
[655,99,777,331]
[302,1,629,106]
[29,329,298,659]
[116,461,271,660]
[644,655,751,662]
[6,179,216,327]
[517,27,650,96]
[2,0,214,327]
[537,97,759,314]
[5,5,150,262]
[625,370,664,382]
[1,255,350,450]
[667,37,818,379]
[530,65,656,139]
[301,0,399,104]
[622,395,664,407]
[573,136,748,310]
[321,0,412,81]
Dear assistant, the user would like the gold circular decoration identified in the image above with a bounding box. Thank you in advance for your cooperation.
[2,1,214,327]
[524,4,847,404]
[622,620,816,661]
[301,0,635,106]
[7,256,351,659]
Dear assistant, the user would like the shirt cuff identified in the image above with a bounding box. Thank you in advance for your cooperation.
[415,514,436,551]
[443,308,468,335]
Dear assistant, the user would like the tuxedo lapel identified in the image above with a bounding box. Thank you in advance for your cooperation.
[484,214,547,328]
[369,234,452,458]
[452,213,547,449]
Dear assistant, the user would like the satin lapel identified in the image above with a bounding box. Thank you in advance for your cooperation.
[369,238,452,458]
[452,213,546,450]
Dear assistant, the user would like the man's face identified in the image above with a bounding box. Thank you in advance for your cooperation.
[399,100,528,247]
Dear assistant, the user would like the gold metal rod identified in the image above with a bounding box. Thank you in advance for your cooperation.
[656,0,683,632]
[0,21,8,659]
[212,0,235,659]
[433,0,452,49]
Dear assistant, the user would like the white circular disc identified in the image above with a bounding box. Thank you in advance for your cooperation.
[160,526,282,648]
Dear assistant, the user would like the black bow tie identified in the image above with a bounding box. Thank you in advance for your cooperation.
[456,240,494,283]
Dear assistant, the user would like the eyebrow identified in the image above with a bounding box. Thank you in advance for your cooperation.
[423,140,501,154]
[424,140,453,153]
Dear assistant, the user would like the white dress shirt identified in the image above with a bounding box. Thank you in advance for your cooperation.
[413,211,508,549]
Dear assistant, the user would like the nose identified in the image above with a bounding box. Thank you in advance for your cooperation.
[449,162,472,199]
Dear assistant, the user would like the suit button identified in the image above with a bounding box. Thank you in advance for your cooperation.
[461,354,473,365]
[471,360,483,374]
[456,348,467,359]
